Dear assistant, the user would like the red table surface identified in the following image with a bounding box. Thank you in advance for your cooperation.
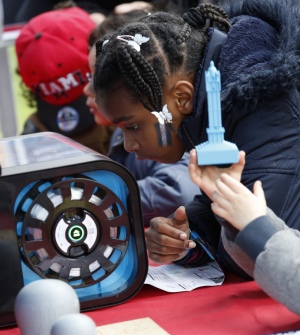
[1,273,300,335]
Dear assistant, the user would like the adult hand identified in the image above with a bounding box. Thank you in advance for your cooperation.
[189,149,245,201]
[145,206,196,264]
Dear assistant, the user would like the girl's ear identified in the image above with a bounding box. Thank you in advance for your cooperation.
[171,80,194,115]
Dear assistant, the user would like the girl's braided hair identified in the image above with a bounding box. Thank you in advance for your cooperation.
[94,4,230,114]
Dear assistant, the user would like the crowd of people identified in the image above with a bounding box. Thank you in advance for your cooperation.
[11,0,300,317]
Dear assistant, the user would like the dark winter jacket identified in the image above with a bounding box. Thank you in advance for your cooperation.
[108,128,200,226]
[180,0,300,278]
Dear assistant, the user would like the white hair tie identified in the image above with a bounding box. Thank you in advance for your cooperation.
[116,34,150,52]
[151,105,173,124]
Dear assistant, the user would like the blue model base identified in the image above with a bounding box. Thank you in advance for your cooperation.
[195,140,239,166]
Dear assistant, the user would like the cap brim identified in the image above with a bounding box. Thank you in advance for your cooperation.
[37,94,95,136]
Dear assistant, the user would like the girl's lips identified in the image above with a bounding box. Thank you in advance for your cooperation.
[88,106,96,114]
[135,154,146,161]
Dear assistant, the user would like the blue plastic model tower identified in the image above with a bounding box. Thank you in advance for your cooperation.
[195,61,239,166]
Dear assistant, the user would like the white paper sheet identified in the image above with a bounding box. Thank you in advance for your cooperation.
[145,261,224,292]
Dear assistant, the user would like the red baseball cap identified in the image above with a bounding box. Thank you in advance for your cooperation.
[16,7,96,106]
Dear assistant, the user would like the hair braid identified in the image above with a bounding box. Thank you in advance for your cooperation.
[183,4,230,32]
[94,4,230,115]
[176,23,192,45]
[117,43,163,112]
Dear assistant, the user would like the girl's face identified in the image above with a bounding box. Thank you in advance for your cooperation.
[97,88,186,163]
[84,45,112,126]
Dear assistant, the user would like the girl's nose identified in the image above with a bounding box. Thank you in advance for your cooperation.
[83,81,95,98]
[123,135,139,153]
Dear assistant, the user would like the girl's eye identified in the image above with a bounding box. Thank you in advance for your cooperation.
[126,124,139,131]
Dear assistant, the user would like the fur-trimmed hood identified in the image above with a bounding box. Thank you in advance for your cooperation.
[220,0,300,115]
[180,0,300,151]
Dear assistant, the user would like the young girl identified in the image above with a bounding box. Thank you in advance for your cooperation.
[84,11,200,226]
[93,0,300,278]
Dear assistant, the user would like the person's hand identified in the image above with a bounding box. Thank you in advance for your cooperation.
[188,149,245,201]
[114,1,152,14]
[89,12,106,25]
[211,174,267,231]
[145,206,196,264]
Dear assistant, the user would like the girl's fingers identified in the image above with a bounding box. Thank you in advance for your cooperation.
[188,149,199,183]
[236,150,246,171]
[253,180,267,205]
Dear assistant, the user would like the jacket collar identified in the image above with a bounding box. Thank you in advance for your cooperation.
[179,28,227,152]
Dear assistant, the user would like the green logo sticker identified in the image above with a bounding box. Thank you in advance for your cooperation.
[68,225,85,242]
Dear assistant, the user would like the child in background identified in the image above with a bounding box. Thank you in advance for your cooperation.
[92,0,300,277]
[15,6,115,155]
[84,11,200,226]
[189,148,300,315]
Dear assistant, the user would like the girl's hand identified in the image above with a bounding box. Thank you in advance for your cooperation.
[189,149,246,201]
[145,206,196,263]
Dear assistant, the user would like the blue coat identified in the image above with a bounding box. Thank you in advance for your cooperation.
[180,0,300,278]
[108,128,200,226]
